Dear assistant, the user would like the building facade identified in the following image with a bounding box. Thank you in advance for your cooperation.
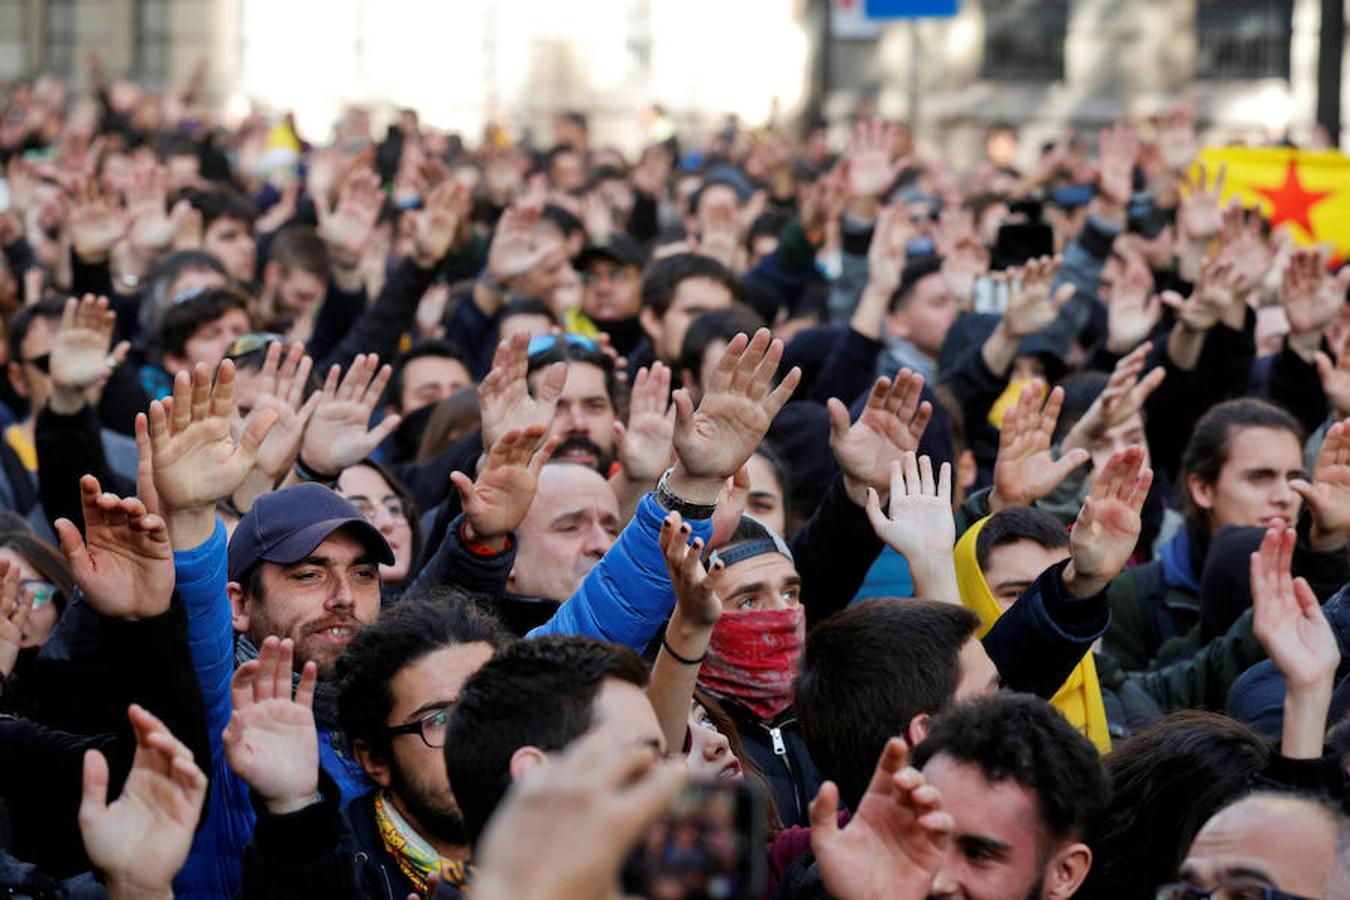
[0,0,1341,168]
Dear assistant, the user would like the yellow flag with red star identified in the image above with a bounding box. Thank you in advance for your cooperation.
[1196,146,1350,259]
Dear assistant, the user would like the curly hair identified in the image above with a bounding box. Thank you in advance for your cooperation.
[334,590,509,759]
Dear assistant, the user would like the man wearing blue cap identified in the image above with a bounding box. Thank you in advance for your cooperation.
[143,360,538,899]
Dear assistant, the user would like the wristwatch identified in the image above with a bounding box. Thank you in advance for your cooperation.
[654,468,717,521]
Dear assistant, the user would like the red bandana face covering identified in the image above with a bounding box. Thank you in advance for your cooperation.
[698,605,805,722]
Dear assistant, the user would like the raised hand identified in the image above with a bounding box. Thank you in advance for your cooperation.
[1060,343,1165,468]
[708,465,751,550]
[615,363,676,485]
[48,294,128,397]
[1282,248,1346,341]
[1251,526,1340,760]
[79,704,207,898]
[1096,124,1139,209]
[1178,161,1225,242]
[1104,251,1160,353]
[671,328,801,484]
[298,354,402,477]
[1216,202,1274,300]
[660,511,725,628]
[865,204,915,299]
[451,425,559,550]
[243,342,320,484]
[53,475,172,621]
[0,562,27,678]
[990,383,1091,512]
[1162,255,1243,332]
[487,202,553,285]
[845,118,904,202]
[811,738,953,900]
[866,453,954,559]
[65,173,128,263]
[1291,420,1350,551]
[798,164,849,237]
[478,332,568,451]
[1000,256,1073,340]
[470,732,687,900]
[1251,527,1338,691]
[412,179,470,269]
[1063,446,1152,598]
[1314,332,1350,419]
[147,362,279,513]
[124,163,174,259]
[223,636,320,815]
[829,371,933,505]
[317,169,381,269]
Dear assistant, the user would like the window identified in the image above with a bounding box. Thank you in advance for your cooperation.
[981,0,1068,81]
[1195,0,1292,80]
[43,0,76,77]
[135,0,171,86]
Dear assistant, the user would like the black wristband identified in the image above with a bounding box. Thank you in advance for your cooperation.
[294,456,339,488]
[661,637,706,666]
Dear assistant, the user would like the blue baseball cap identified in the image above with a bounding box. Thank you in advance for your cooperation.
[227,483,393,583]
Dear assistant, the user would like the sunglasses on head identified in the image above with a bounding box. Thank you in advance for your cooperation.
[224,333,285,362]
[526,332,599,358]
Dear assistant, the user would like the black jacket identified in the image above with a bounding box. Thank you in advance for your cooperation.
[239,781,464,900]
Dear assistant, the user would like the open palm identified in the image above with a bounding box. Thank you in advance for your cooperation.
[79,705,206,892]
[452,426,556,541]
[829,372,932,494]
[299,354,401,475]
[673,330,800,480]
[1250,527,1339,690]
[54,475,172,620]
[148,362,277,512]
[223,637,320,811]
[813,739,951,900]
[1292,421,1350,545]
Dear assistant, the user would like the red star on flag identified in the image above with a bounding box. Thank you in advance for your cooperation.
[1254,159,1333,238]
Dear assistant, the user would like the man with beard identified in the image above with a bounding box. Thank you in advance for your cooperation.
[153,360,544,898]
[524,334,622,474]
[225,595,510,899]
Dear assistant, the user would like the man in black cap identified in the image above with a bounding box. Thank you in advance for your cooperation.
[571,234,648,357]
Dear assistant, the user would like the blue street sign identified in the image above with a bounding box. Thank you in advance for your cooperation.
[863,0,958,18]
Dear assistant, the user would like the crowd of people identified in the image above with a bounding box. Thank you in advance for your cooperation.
[0,67,1348,899]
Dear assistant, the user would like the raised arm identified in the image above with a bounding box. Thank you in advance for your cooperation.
[1249,527,1340,761]
[79,705,208,900]
[865,453,958,605]
[647,510,725,755]
[531,328,800,648]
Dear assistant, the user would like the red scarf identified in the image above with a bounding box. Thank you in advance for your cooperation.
[698,606,805,721]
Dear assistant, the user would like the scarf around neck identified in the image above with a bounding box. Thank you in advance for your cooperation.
[374,791,470,894]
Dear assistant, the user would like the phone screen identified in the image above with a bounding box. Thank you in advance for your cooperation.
[621,780,764,900]
[972,275,1011,315]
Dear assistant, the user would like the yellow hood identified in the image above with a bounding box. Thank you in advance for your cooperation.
[954,516,1111,754]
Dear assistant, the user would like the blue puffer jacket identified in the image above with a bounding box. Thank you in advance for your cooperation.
[171,522,372,900]
[529,492,712,651]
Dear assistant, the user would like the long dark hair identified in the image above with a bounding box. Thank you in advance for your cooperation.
[1179,399,1302,532]
[693,687,784,841]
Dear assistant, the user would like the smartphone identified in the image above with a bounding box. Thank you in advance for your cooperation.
[621,780,765,900]
[972,275,1011,315]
